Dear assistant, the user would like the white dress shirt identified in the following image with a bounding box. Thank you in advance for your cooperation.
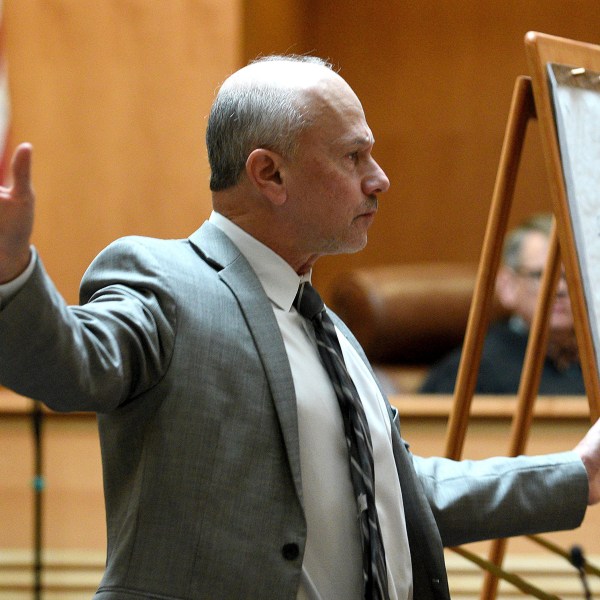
[0,247,37,308]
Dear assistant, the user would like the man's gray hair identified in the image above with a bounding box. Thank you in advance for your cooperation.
[206,55,334,192]
[503,213,553,270]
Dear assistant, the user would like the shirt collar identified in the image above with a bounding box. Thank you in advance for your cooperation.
[209,211,310,311]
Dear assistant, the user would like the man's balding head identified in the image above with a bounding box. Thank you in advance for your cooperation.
[206,55,339,192]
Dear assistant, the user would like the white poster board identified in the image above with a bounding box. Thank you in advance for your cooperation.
[548,62,600,377]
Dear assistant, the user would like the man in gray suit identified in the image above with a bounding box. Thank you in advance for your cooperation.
[1,55,600,600]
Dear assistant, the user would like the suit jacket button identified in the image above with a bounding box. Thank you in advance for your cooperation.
[282,543,299,560]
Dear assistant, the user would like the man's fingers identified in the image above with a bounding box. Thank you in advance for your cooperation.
[574,417,600,505]
[10,143,33,198]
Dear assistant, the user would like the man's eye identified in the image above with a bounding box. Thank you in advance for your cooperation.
[347,152,359,162]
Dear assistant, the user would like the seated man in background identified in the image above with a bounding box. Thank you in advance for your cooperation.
[420,213,585,394]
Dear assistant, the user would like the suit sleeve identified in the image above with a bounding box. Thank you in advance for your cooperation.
[0,237,176,412]
[412,450,589,547]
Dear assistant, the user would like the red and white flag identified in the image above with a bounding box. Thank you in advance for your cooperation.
[0,0,11,183]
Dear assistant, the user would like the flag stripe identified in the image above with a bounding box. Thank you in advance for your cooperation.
[0,0,11,183]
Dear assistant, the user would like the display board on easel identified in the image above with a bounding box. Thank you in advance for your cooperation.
[443,33,600,599]
[547,63,600,367]
[526,32,600,419]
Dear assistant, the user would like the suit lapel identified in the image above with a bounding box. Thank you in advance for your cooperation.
[189,222,304,506]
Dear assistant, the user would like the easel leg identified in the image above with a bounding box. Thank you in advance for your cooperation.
[441,74,547,600]
[444,75,536,460]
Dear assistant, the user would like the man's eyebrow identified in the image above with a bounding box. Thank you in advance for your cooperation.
[345,134,374,147]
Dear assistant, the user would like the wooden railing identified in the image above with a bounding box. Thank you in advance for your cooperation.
[1,388,598,598]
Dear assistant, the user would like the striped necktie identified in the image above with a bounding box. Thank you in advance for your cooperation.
[294,281,390,600]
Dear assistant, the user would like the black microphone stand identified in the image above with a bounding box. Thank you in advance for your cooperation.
[571,545,593,600]
[31,400,44,600]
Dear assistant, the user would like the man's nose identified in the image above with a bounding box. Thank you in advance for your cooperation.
[364,159,390,195]
[555,272,568,295]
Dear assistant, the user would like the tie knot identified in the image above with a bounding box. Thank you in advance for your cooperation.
[294,282,324,321]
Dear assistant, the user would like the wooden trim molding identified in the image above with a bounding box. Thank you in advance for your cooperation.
[390,395,592,420]
[1,387,591,420]
[0,550,597,599]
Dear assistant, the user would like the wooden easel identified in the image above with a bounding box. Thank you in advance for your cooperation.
[442,32,600,599]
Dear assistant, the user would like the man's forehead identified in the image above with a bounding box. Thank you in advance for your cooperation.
[520,231,549,264]
[223,58,371,145]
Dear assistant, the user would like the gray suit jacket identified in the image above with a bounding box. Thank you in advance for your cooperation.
[0,222,589,600]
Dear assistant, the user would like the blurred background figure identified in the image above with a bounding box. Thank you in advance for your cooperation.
[420,213,585,394]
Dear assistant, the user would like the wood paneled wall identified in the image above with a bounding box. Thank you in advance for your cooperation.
[4,0,240,304]
[4,2,600,301]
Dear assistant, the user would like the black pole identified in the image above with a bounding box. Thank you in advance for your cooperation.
[570,545,593,600]
[31,400,44,600]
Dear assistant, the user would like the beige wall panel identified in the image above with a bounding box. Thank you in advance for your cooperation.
[0,413,104,550]
[243,0,312,60]
[4,0,241,303]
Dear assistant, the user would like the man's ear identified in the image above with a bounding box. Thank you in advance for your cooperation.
[245,148,287,206]
[495,265,518,310]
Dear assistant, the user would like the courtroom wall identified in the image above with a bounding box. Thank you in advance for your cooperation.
[4,0,240,304]
[5,2,600,303]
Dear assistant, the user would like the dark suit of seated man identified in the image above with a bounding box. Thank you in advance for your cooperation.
[420,213,585,395]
